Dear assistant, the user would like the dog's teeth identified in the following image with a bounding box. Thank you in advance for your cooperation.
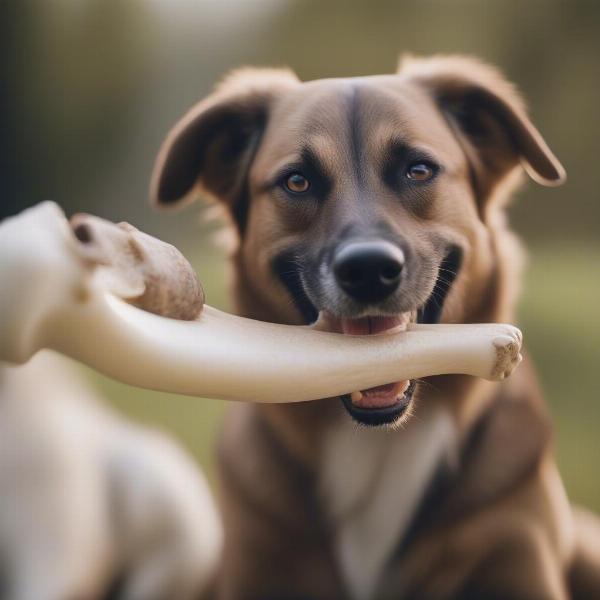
[350,390,363,404]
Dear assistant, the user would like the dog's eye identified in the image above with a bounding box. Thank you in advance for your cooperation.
[406,162,435,182]
[284,173,310,194]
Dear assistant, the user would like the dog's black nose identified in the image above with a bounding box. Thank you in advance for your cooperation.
[333,241,404,303]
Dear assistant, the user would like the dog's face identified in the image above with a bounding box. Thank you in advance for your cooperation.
[152,56,564,426]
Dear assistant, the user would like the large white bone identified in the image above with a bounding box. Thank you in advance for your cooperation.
[0,202,522,403]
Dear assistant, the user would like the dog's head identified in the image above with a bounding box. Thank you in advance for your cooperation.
[151,55,564,426]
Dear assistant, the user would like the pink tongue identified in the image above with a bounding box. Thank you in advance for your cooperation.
[355,381,407,409]
[340,316,404,336]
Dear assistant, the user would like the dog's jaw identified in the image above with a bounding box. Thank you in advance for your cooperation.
[314,311,417,427]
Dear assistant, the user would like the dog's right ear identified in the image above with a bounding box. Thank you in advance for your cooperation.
[398,54,566,205]
[150,68,299,226]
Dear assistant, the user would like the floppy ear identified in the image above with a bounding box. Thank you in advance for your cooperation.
[398,55,566,202]
[150,68,299,229]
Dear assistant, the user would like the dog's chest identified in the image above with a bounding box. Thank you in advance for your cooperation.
[318,405,456,600]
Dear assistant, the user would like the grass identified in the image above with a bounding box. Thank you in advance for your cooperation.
[518,242,600,509]
[84,241,600,510]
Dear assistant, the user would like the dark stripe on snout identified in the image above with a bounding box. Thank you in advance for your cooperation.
[418,246,463,324]
[347,85,365,185]
[272,251,318,324]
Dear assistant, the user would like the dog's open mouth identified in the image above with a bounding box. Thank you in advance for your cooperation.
[316,312,417,426]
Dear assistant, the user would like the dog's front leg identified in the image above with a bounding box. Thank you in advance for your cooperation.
[214,404,344,600]
[458,532,568,600]
[398,515,569,600]
[454,460,572,600]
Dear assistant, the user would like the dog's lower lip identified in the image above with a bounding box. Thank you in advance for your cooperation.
[341,381,416,426]
[314,310,416,425]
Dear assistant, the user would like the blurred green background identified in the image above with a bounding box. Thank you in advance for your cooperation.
[2,0,599,506]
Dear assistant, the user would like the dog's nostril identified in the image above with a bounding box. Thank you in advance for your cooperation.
[333,241,405,303]
[380,263,401,283]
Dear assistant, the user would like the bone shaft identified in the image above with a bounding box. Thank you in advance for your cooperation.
[0,202,522,404]
[45,298,512,403]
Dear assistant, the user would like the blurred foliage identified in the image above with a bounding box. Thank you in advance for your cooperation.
[518,243,600,506]
[1,0,599,508]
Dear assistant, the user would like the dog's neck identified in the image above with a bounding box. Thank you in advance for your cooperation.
[319,399,457,600]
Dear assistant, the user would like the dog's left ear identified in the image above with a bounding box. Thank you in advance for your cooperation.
[150,68,299,226]
[399,55,566,201]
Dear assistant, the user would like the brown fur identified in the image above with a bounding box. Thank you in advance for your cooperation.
[152,55,598,599]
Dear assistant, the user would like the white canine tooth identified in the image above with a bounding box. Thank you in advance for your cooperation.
[350,391,364,404]
[397,380,410,395]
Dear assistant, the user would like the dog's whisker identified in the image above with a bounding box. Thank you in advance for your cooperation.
[437,267,459,277]
[413,377,442,396]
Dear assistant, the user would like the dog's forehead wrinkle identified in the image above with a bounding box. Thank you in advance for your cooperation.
[347,84,366,187]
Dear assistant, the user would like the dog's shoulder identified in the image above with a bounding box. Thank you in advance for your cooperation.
[407,354,553,541]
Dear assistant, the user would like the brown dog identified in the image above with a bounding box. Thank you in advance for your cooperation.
[151,55,600,599]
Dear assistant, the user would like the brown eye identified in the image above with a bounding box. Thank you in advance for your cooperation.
[284,173,310,194]
[406,162,435,182]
